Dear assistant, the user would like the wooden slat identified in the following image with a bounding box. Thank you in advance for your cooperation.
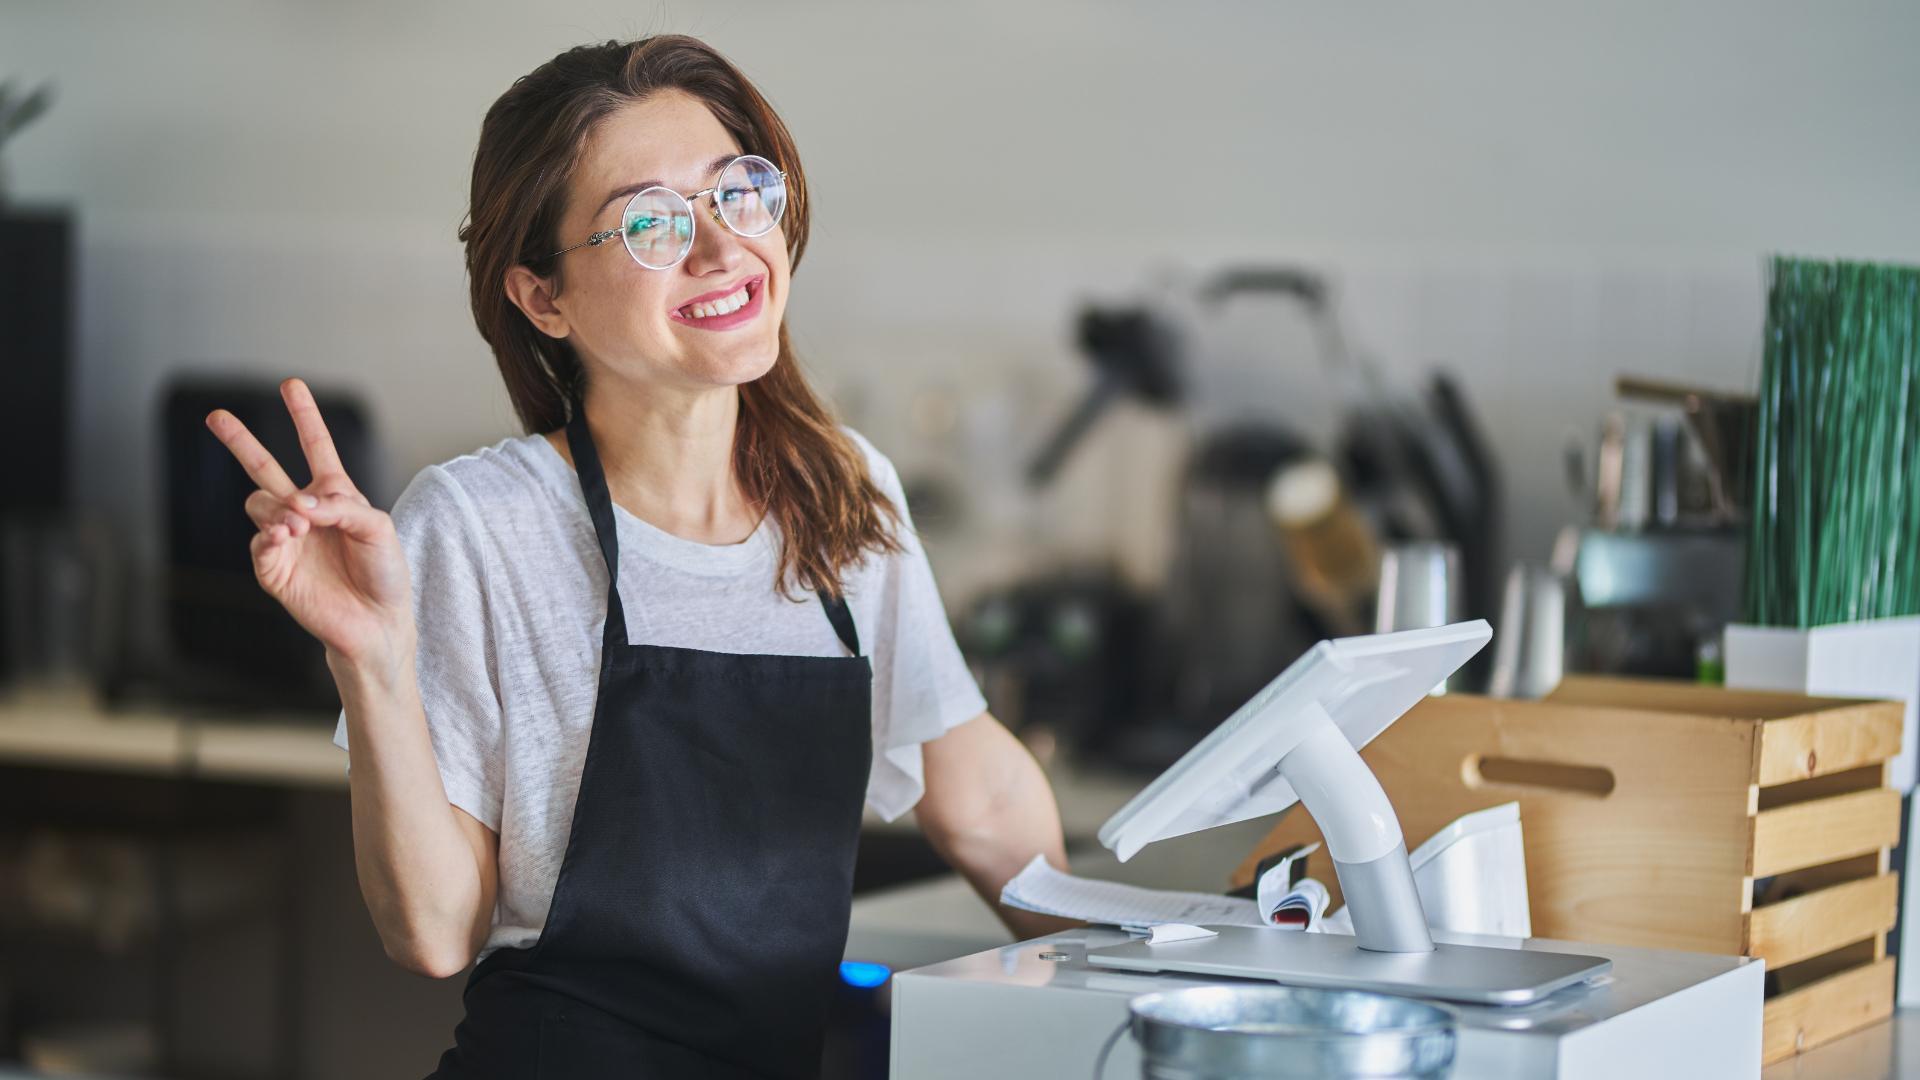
[1751,789,1902,877]
[1548,675,1865,720]
[1745,874,1899,968]
[1755,704,1905,785]
[1550,676,1903,783]
[1761,956,1895,1064]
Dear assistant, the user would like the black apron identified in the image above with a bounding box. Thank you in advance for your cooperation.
[429,411,874,1079]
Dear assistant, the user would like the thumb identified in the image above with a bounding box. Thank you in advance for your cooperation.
[296,492,394,544]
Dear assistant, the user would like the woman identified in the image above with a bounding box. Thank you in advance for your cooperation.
[206,35,1069,1078]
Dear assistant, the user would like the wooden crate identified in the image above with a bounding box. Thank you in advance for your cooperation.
[1231,676,1903,1064]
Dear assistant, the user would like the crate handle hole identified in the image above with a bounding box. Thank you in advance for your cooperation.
[1467,755,1616,797]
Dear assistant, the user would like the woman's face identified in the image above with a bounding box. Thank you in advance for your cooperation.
[524,88,790,395]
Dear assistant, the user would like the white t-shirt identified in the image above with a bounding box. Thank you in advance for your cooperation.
[332,429,986,959]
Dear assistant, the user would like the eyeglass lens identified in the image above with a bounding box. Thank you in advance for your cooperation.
[620,155,787,269]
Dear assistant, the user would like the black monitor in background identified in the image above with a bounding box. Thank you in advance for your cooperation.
[0,210,75,685]
[161,376,380,714]
[0,210,72,514]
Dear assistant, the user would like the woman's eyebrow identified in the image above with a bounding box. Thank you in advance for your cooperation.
[598,153,741,213]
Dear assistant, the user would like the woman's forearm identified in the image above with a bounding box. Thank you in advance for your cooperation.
[333,640,496,978]
[919,714,1079,941]
[955,764,1079,941]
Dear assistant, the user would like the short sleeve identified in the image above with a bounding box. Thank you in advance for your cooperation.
[331,465,507,832]
[851,434,989,821]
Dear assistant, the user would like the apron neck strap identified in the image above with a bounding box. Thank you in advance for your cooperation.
[565,408,629,650]
[819,591,861,657]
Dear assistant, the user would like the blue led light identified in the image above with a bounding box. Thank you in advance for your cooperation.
[839,960,891,988]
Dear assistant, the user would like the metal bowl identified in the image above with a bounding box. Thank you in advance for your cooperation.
[1128,985,1457,1079]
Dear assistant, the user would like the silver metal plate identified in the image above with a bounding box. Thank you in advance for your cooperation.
[1086,926,1612,1006]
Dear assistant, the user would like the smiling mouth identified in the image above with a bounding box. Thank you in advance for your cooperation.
[673,276,764,323]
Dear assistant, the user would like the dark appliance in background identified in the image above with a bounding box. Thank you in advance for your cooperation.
[1558,376,1751,679]
[0,209,75,686]
[1153,422,1323,765]
[160,377,380,713]
[1004,265,1500,771]
[957,566,1158,760]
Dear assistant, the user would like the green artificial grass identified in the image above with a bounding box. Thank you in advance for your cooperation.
[1745,257,1920,628]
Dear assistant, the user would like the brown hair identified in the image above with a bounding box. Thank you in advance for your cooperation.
[459,35,900,598]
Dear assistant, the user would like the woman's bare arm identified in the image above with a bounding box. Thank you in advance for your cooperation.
[916,711,1079,940]
[335,647,499,977]
[208,378,498,978]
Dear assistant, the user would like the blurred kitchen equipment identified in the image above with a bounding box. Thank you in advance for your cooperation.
[1340,372,1501,629]
[1614,375,1755,526]
[159,376,381,713]
[1488,562,1565,699]
[1025,305,1182,487]
[1125,985,1456,1079]
[1649,417,1682,529]
[0,209,70,514]
[1024,266,1501,760]
[0,517,119,689]
[1560,377,1751,680]
[1374,542,1466,693]
[0,80,54,203]
[1267,457,1379,637]
[0,207,74,687]
[957,565,1156,760]
[1613,415,1652,531]
[1561,528,1742,679]
[1158,423,1319,751]
[1375,542,1462,634]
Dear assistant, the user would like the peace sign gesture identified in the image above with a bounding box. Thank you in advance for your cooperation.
[205,378,413,669]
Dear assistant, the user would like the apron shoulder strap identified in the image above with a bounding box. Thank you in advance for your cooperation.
[818,590,861,657]
[565,410,629,649]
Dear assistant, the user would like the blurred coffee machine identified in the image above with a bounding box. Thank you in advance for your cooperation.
[1012,266,1500,769]
[159,377,381,712]
[1558,376,1749,679]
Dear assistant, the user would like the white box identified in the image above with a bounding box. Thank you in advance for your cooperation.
[1724,617,1920,791]
[893,930,1762,1080]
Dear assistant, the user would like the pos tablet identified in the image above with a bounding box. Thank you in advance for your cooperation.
[1087,621,1612,1005]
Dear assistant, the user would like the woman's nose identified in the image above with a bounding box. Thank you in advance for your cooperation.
[681,201,744,276]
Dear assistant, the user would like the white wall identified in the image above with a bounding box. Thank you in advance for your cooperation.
[4,0,1918,599]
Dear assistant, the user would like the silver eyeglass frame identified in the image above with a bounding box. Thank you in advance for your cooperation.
[541,153,788,270]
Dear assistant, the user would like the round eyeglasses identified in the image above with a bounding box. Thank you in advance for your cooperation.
[543,154,788,271]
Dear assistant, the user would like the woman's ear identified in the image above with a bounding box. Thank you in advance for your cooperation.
[505,265,571,339]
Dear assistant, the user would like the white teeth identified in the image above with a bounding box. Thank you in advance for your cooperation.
[679,284,751,320]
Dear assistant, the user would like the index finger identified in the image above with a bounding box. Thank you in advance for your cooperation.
[281,377,346,481]
[205,409,299,497]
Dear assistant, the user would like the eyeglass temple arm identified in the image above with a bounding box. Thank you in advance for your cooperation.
[544,229,623,261]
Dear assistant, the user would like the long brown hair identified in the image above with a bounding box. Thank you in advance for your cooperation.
[460,35,901,598]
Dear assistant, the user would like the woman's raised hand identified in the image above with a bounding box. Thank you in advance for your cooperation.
[205,378,413,670]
